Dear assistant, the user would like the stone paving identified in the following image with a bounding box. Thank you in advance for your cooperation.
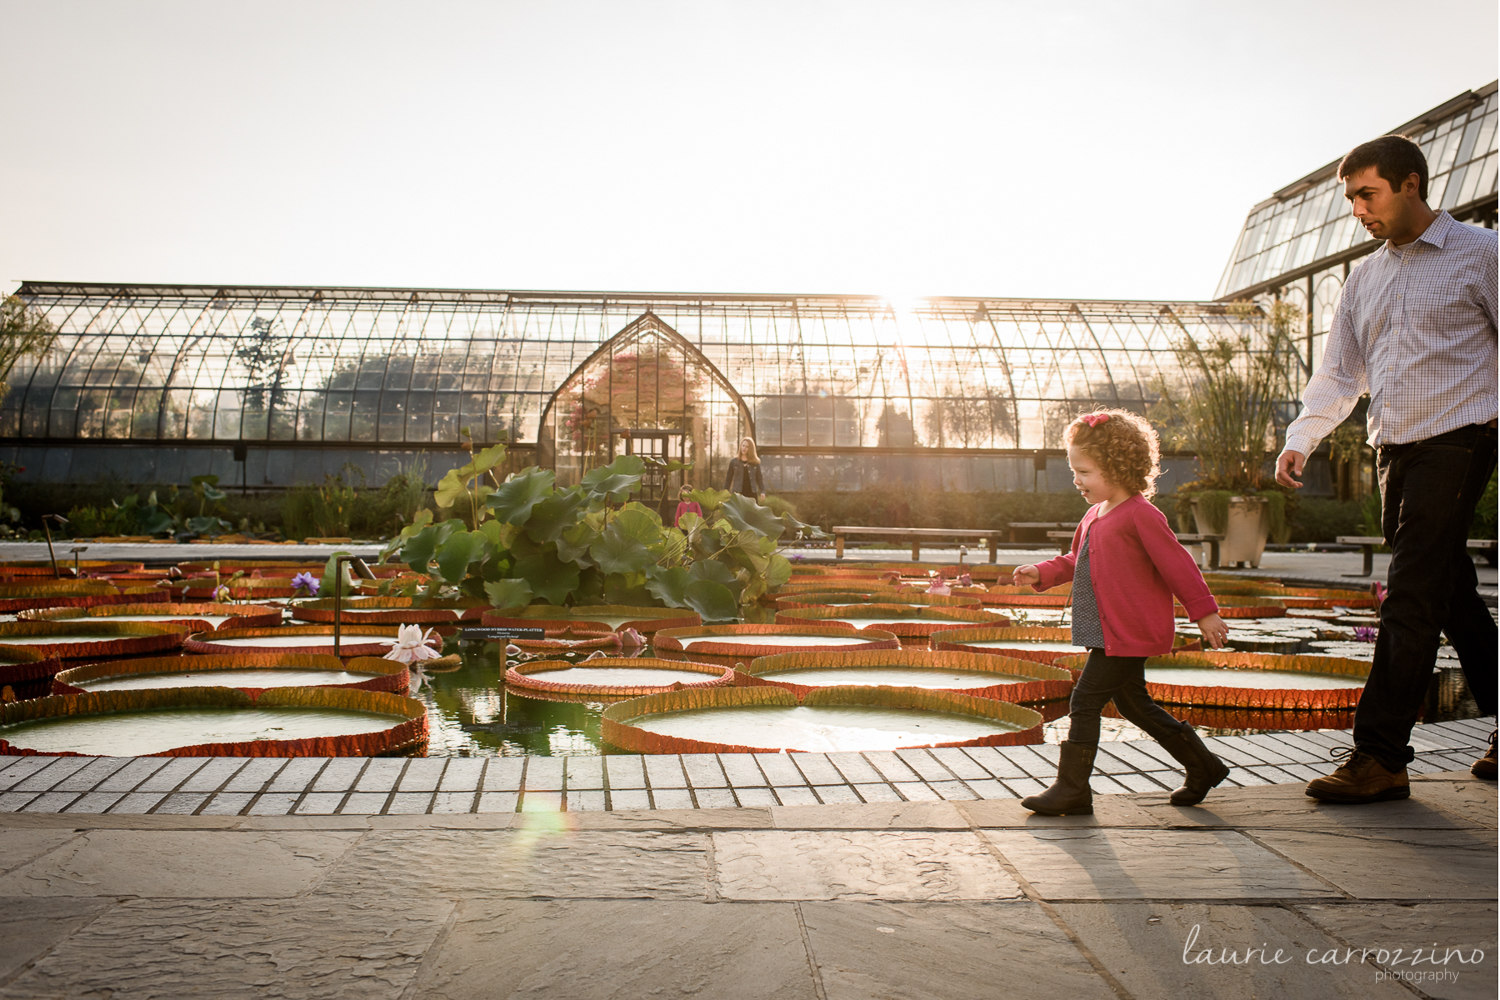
[0,764,1493,998]
[0,718,1490,817]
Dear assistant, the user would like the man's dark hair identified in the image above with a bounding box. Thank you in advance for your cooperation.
[1338,134,1429,201]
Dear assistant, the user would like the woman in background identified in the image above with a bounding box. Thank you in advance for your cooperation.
[725,437,766,503]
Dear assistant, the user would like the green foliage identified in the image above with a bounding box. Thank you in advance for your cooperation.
[780,484,1090,533]
[0,296,57,401]
[65,491,180,538]
[1360,491,1383,539]
[1287,498,1365,544]
[283,473,358,539]
[1151,301,1301,492]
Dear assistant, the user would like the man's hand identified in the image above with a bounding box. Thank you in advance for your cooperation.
[1013,564,1040,587]
[1275,450,1306,489]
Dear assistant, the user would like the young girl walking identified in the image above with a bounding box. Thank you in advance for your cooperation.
[1013,409,1231,815]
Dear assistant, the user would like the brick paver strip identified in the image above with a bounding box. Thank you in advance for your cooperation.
[313,758,367,791]
[789,753,844,785]
[398,758,448,792]
[178,759,245,793]
[226,759,289,792]
[643,756,687,789]
[270,758,328,792]
[249,793,299,816]
[432,791,478,814]
[52,758,130,791]
[484,758,525,791]
[754,753,807,786]
[651,789,693,810]
[153,793,208,815]
[440,758,484,791]
[961,747,1031,780]
[609,789,650,810]
[825,752,886,784]
[297,793,346,815]
[894,749,957,782]
[679,754,727,788]
[22,792,79,812]
[566,789,606,811]
[65,791,126,814]
[894,782,941,801]
[524,757,564,791]
[107,792,166,814]
[202,792,254,815]
[812,784,862,804]
[717,754,767,787]
[1216,735,1298,766]
[13,759,90,791]
[603,755,646,789]
[926,747,993,780]
[774,786,819,806]
[854,783,904,802]
[863,751,922,783]
[353,758,405,792]
[734,787,777,807]
[693,788,737,809]
[96,758,170,791]
[563,757,604,790]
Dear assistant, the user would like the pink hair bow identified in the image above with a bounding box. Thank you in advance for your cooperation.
[1080,413,1110,427]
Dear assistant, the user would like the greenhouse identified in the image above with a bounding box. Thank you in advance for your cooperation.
[0,285,1278,496]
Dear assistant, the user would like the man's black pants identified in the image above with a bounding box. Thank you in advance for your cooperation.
[1354,423,1498,771]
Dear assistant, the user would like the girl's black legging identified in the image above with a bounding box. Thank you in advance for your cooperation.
[1068,648,1189,744]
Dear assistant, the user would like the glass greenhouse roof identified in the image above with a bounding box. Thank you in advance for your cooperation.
[6,284,1266,466]
[1217,81,1498,301]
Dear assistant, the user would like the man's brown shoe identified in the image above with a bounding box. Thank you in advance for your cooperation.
[1472,731,1497,780]
[1305,749,1410,804]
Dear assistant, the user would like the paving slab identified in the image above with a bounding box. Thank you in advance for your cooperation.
[0,897,453,1000]
[960,795,1161,829]
[1294,902,1498,1000]
[1135,777,1495,830]
[712,830,1023,901]
[1054,901,1417,999]
[314,828,708,899]
[801,901,1117,1000]
[0,829,360,898]
[1249,827,1499,899]
[0,897,111,984]
[769,802,968,830]
[0,830,82,877]
[984,828,1338,900]
[408,899,817,1000]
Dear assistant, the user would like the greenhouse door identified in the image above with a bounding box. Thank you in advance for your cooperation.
[617,428,683,503]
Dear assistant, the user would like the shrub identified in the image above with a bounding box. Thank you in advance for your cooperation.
[1286,497,1365,544]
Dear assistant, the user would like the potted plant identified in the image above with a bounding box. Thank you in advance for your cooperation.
[1152,301,1300,568]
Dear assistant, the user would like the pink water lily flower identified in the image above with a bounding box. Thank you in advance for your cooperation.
[381,624,443,663]
[617,627,645,648]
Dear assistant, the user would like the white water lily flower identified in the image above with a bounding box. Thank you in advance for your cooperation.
[381,623,443,663]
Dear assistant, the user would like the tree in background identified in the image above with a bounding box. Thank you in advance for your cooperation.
[0,296,57,401]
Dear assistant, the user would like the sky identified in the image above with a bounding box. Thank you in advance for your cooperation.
[1,0,1495,303]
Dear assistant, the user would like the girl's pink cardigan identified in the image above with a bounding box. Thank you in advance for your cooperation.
[1032,494,1219,656]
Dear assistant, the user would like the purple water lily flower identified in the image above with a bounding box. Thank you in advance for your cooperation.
[1353,626,1377,642]
[291,571,318,594]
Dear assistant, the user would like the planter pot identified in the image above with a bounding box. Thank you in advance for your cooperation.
[1193,496,1270,568]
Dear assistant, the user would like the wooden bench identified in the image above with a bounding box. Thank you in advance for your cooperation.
[1048,530,1225,569]
[1338,535,1499,576]
[831,527,998,563]
[1009,521,1077,543]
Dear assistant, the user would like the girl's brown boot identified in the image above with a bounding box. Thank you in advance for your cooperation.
[1021,740,1097,816]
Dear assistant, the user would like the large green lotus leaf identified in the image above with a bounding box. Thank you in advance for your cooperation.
[484,578,534,609]
[719,494,785,540]
[687,487,731,513]
[590,523,654,576]
[655,528,687,564]
[317,551,353,599]
[603,575,656,607]
[486,467,555,525]
[511,550,581,605]
[676,510,703,533]
[525,489,589,545]
[581,454,646,502]
[619,501,662,527]
[433,468,470,511]
[435,529,492,584]
[684,579,739,622]
[401,520,459,573]
[644,566,692,608]
[613,507,662,545]
[765,553,793,588]
[555,522,599,566]
[137,507,177,536]
[689,558,744,602]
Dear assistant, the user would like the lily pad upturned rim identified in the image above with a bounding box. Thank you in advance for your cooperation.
[0,686,428,758]
[183,623,412,658]
[21,602,282,632]
[654,623,902,659]
[0,620,189,661]
[506,656,735,698]
[601,685,1043,754]
[1053,649,1370,709]
[742,648,1073,703]
[291,596,488,625]
[930,627,1201,664]
[482,605,702,634]
[1174,599,1287,619]
[51,652,409,698]
[775,604,1011,637]
[772,591,983,611]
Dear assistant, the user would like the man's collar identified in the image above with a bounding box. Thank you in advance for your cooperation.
[1389,210,1454,252]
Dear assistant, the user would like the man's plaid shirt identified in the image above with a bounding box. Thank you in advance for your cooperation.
[1283,210,1498,455]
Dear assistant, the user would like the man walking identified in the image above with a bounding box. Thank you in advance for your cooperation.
[1276,134,1497,804]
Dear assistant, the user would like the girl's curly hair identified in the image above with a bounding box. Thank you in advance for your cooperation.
[1064,408,1162,499]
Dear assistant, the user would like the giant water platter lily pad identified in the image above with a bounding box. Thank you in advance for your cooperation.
[1056,650,1370,709]
[602,686,1042,754]
[22,602,282,632]
[743,649,1073,703]
[0,687,427,757]
[775,604,1010,642]
[0,621,188,660]
[654,624,901,663]
[931,627,1200,665]
[291,596,489,626]
[482,605,701,634]
[505,657,735,701]
[52,653,410,698]
[772,592,983,611]
[184,624,430,659]
[0,581,167,613]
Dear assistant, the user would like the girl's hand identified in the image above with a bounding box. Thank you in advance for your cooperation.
[1013,565,1040,587]
[1196,613,1229,649]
